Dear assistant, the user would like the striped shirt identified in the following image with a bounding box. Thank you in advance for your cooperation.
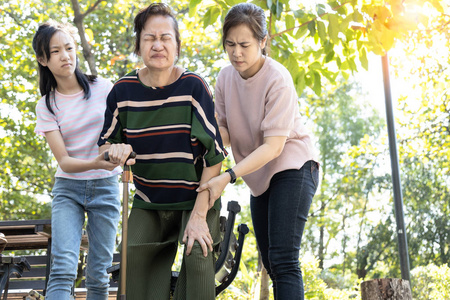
[35,78,121,180]
[98,70,226,210]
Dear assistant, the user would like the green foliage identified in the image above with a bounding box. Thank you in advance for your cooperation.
[0,0,449,298]
[411,264,450,300]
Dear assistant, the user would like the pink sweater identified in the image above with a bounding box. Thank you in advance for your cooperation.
[215,57,318,196]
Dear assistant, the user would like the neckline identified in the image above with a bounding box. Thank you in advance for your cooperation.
[136,67,185,89]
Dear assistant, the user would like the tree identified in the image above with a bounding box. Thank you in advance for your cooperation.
[0,0,449,297]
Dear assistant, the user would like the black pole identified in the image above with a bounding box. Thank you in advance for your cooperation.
[381,54,411,282]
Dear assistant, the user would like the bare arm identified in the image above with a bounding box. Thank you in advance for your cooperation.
[219,126,230,147]
[45,130,118,173]
[183,162,222,257]
[197,135,287,201]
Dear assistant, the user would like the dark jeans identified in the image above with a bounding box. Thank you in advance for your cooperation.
[250,160,319,300]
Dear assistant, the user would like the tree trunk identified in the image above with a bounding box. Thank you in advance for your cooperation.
[318,199,326,269]
[70,0,102,75]
[361,278,412,300]
[260,266,270,300]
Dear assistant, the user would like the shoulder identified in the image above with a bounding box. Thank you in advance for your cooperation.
[113,70,140,87]
[217,64,235,80]
[265,57,293,82]
[180,71,208,86]
[179,71,212,95]
[90,77,113,90]
[35,94,48,111]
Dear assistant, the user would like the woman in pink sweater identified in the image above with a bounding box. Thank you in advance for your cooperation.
[197,3,319,299]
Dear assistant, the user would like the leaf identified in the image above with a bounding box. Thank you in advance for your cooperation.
[296,68,306,96]
[312,71,321,95]
[189,0,203,18]
[359,47,368,70]
[325,50,335,63]
[317,20,327,41]
[379,25,396,51]
[316,3,326,15]
[429,0,444,12]
[85,28,94,42]
[276,0,283,19]
[285,14,295,31]
[293,9,305,19]
[328,13,340,44]
[295,25,308,39]
[307,20,316,37]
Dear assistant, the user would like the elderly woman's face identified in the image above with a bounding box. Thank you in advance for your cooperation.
[139,15,178,71]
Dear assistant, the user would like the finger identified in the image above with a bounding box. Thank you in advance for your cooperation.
[186,238,194,256]
[120,148,132,166]
[197,182,211,193]
[126,158,136,166]
[200,238,208,257]
[182,232,187,244]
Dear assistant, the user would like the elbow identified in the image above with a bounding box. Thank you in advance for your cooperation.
[269,144,284,160]
[273,146,284,159]
[59,165,71,173]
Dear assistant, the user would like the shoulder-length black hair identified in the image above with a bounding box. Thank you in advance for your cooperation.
[32,20,96,114]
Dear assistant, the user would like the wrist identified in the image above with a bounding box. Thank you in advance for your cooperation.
[225,168,237,184]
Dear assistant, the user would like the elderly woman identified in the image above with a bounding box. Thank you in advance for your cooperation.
[98,3,226,299]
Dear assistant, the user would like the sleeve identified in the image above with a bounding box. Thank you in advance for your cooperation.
[214,73,228,130]
[261,74,297,138]
[97,86,124,147]
[190,75,227,167]
[35,96,59,136]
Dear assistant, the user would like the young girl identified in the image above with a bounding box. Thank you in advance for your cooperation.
[33,21,121,300]
[197,3,320,299]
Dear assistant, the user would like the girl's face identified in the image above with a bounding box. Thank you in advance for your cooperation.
[138,15,178,72]
[224,24,267,79]
[39,31,77,79]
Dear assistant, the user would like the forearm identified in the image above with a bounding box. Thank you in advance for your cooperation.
[57,156,100,173]
[228,136,286,180]
[219,126,230,147]
[192,162,222,216]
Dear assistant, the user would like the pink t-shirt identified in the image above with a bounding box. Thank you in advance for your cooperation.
[215,57,318,196]
[35,78,121,180]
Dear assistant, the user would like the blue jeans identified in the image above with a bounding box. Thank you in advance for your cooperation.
[250,160,319,300]
[46,176,120,300]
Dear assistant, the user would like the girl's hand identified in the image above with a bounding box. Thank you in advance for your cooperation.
[196,173,229,207]
[95,151,119,170]
[105,144,135,166]
[182,213,213,257]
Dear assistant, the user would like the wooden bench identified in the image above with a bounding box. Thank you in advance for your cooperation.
[0,219,89,299]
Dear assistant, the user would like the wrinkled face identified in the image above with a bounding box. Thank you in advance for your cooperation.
[39,31,77,79]
[224,24,266,79]
[138,15,178,71]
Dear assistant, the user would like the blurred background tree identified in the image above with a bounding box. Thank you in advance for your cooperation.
[0,0,448,298]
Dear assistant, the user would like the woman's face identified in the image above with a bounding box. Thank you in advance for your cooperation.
[224,24,266,79]
[39,31,77,79]
[138,15,178,72]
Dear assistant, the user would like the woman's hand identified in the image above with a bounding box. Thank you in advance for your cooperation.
[94,151,119,171]
[182,212,213,257]
[196,173,229,207]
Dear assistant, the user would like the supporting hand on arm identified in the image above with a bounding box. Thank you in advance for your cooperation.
[196,135,287,203]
